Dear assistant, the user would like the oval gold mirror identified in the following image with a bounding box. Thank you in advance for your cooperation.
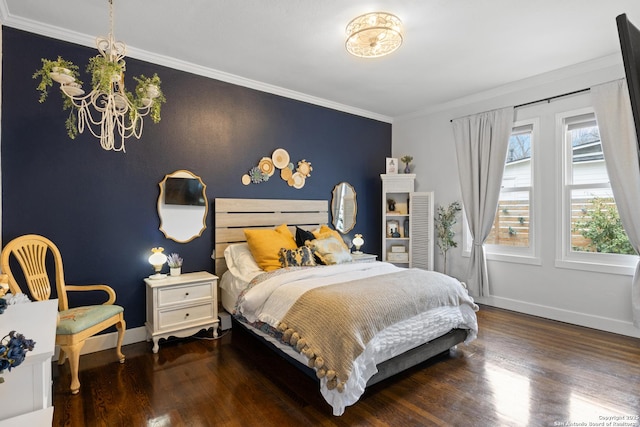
[331,182,357,234]
[157,170,208,243]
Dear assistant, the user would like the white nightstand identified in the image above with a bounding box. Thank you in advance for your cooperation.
[351,253,378,263]
[144,271,219,353]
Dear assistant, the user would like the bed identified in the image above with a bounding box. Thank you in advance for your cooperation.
[213,197,478,416]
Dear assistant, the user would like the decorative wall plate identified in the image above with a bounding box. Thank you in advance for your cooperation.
[259,157,275,176]
[297,159,312,177]
[292,172,305,189]
[280,167,293,181]
[272,148,290,169]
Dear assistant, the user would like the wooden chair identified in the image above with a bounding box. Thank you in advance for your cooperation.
[0,234,125,394]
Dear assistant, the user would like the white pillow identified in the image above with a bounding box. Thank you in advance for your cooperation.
[223,243,264,283]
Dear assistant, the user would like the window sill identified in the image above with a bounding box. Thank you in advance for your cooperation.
[555,258,636,276]
[462,250,541,266]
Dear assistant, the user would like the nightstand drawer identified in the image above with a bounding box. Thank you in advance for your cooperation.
[158,282,213,306]
[158,302,214,330]
[351,253,377,263]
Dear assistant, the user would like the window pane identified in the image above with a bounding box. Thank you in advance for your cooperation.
[486,191,530,247]
[570,189,636,255]
[503,126,532,187]
[569,121,607,185]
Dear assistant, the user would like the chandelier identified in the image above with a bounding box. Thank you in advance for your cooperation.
[33,0,165,152]
[345,12,404,58]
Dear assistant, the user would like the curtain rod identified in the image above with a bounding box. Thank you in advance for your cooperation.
[449,87,591,123]
[514,87,590,108]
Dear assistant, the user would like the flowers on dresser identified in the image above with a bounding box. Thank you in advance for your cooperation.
[167,253,183,268]
[0,292,30,314]
[0,330,36,384]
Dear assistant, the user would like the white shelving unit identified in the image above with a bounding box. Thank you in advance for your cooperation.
[381,174,434,270]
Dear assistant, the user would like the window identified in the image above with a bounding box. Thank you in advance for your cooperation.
[486,123,533,248]
[463,119,540,264]
[557,108,636,274]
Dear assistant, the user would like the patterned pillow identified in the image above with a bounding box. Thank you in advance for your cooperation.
[279,246,317,267]
[312,225,349,250]
[305,236,353,265]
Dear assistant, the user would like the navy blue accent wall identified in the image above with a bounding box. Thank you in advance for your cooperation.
[1,27,391,329]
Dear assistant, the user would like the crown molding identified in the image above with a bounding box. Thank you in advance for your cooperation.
[396,53,623,121]
[0,6,393,124]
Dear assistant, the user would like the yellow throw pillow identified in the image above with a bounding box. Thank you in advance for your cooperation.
[312,224,348,250]
[244,224,297,272]
[274,223,295,241]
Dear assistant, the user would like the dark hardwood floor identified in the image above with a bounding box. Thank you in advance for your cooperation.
[52,305,640,426]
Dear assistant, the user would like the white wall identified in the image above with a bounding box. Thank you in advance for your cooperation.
[393,54,640,338]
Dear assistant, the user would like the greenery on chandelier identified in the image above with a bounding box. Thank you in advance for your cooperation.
[87,55,125,92]
[33,56,165,140]
[133,74,166,123]
[33,57,83,139]
[33,57,81,103]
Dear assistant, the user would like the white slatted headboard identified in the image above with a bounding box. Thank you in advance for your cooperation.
[213,198,328,275]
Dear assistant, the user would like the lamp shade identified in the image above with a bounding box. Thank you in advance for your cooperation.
[352,234,364,253]
[346,12,403,58]
[148,247,168,279]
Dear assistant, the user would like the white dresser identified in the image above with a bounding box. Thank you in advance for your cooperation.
[144,271,219,353]
[0,299,57,425]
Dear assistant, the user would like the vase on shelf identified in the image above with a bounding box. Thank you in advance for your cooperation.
[170,267,181,276]
[404,163,411,173]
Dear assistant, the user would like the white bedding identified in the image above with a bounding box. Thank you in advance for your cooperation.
[227,261,479,416]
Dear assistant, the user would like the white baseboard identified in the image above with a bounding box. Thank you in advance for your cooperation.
[476,295,640,339]
[53,326,148,360]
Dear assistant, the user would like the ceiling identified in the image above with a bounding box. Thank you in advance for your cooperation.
[2,0,640,122]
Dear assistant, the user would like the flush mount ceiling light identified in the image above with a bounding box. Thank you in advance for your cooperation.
[345,12,403,58]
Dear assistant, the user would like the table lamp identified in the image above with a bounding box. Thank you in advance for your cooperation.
[148,247,168,279]
[352,234,364,254]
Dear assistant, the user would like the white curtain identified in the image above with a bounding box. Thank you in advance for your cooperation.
[452,107,514,296]
[591,79,640,328]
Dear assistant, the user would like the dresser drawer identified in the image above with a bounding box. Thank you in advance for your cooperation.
[158,302,214,330]
[158,282,213,306]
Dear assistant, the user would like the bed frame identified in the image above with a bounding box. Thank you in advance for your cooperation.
[213,197,467,409]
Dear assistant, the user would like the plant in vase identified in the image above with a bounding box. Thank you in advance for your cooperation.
[401,155,413,173]
[167,253,183,276]
[435,201,462,275]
